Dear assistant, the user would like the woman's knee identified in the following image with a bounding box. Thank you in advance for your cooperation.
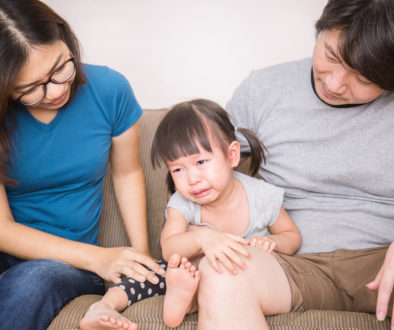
[1,258,103,298]
[0,259,99,329]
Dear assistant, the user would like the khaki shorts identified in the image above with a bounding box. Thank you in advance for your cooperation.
[273,246,393,316]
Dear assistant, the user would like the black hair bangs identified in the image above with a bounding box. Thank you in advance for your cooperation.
[151,104,213,169]
[315,0,394,91]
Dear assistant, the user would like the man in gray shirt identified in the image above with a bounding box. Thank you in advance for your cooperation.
[196,1,394,329]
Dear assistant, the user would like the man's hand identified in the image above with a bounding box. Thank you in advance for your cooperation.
[366,241,394,328]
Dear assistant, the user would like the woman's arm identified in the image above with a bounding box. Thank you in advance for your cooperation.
[250,206,301,255]
[0,183,101,273]
[110,121,150,255]
[0,161,163,284]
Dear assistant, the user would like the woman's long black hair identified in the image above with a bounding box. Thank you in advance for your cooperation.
[0,0,85,183]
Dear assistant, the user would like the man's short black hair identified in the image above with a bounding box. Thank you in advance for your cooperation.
[315,0,394,91]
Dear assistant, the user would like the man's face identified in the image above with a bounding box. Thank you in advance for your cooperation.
[312,29,384,105]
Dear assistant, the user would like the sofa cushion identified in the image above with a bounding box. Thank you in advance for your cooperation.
[48,294,390,329]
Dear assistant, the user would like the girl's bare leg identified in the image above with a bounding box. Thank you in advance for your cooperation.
[197,247,291,330]
[79,286,137,330]
[163,254,200,328]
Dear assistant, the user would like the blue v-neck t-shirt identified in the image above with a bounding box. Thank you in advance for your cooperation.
[5,64,142,245]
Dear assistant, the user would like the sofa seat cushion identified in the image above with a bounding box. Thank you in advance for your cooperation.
[47,295,197,330]
[48,294,390,329]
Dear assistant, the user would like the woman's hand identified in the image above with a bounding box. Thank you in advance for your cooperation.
[93,246,165,284]
[199,228,250,275]
[366,241,394,327]
[249,236,278,253]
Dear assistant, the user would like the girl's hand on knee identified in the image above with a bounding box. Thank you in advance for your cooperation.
[200,229,250,275]
[249,236,277,253]
[93,247,165,284]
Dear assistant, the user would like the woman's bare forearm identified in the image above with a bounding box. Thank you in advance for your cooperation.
[0,219,101,272]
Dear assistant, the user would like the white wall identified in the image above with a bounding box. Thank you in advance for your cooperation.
[43,0,327,109]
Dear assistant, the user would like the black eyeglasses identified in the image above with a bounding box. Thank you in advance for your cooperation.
[18,57,76,106]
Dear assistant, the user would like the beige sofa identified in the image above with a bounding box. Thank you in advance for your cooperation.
[48,109,390,330]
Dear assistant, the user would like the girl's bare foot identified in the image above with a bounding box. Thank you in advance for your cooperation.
[163,254,200,328]
[79,301,138,330]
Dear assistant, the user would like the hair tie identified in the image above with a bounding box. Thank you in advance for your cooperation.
[234,126,238,132]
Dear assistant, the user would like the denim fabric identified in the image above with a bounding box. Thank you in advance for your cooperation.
[0,253,105,330]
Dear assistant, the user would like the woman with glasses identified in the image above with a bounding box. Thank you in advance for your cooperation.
[0,1,165,329]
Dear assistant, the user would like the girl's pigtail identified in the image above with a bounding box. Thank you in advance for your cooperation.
[235,127,266,176]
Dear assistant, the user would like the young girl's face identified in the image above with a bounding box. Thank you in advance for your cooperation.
[167,138,239,205]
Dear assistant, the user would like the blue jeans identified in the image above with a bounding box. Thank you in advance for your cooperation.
[0,253,105,330]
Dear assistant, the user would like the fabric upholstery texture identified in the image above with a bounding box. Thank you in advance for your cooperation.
[48,109,390,329]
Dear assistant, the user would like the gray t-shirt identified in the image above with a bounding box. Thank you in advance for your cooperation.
[165,172,284,239]
[226,57,394,254]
